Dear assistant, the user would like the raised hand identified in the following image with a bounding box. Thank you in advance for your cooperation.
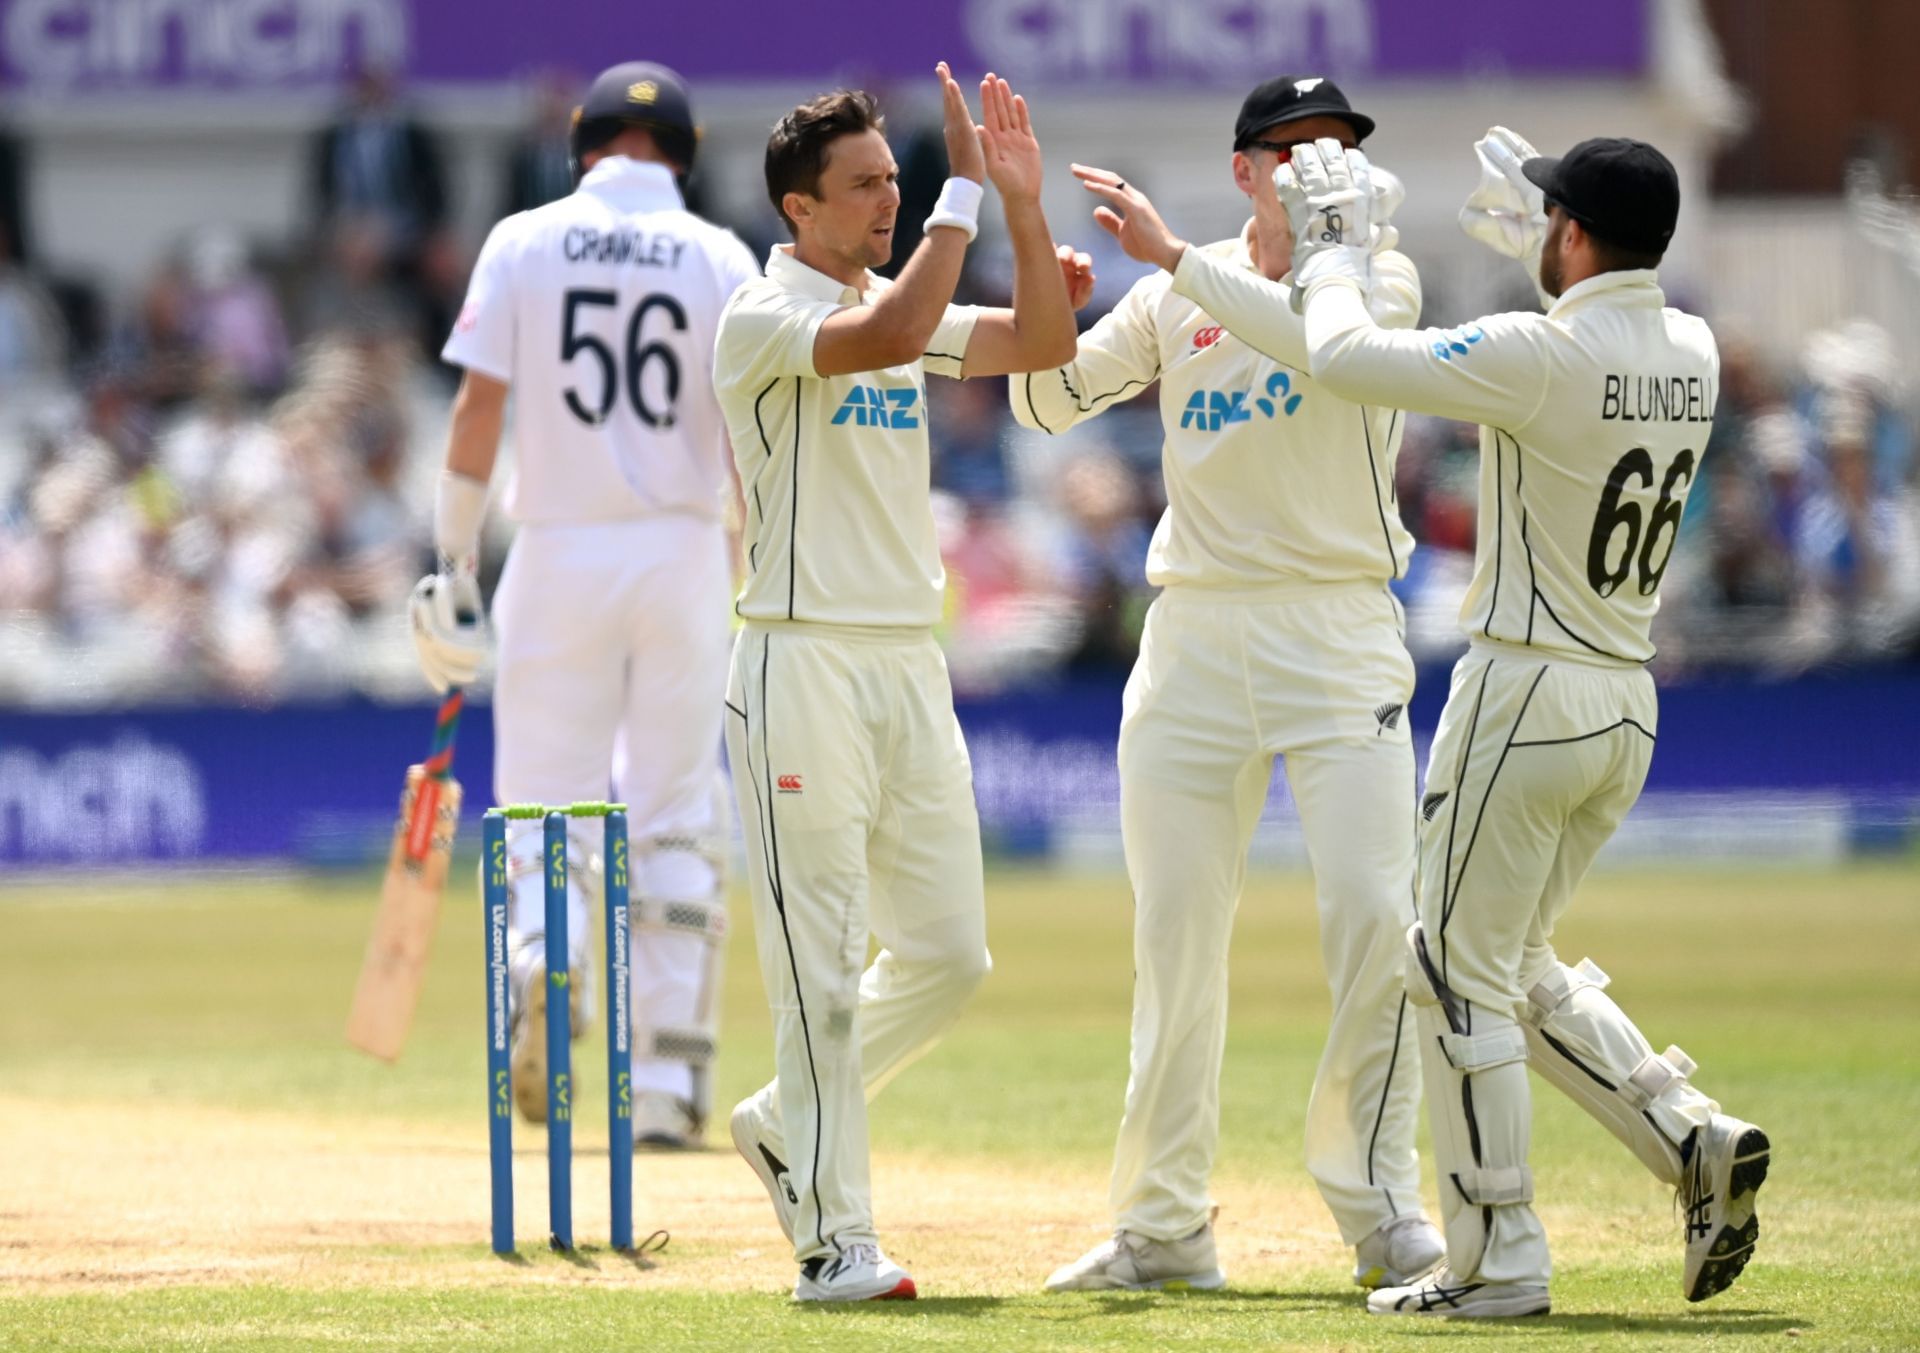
[977,72,1043,202]
[1460,126,1546,259]
[1274,140,1374,310]
[1057,244,1096,309]
[1071,164,1187,273]
[937,61,985,185]
[1370,164,1406,253]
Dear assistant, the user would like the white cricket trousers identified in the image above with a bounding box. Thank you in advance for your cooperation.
[1410,640,1717,1287]
[1111,581,1426,1247]
[492,515,730,1102]
[725,622,990,1263]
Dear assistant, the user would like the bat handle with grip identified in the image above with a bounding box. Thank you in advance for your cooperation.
[405,688,464,863]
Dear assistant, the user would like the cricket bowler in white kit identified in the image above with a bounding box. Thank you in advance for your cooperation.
[1251,131,1771,1316]
[410,62,757,1149]
[714,66,1082,1302]
[1027,77,1445,1295]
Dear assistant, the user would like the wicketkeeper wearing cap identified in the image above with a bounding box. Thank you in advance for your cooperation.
[1083,122,1771,1317]
[413,62,757,1152]
[1030,76,1445,1295]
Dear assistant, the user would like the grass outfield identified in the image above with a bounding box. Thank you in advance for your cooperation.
[3,860,1917,1350]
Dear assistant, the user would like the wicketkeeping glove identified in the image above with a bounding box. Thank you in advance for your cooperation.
[1371,163,1406,255]
[1275,138,1374,313]
[408,559,489,694]
[1459,125,1553,305]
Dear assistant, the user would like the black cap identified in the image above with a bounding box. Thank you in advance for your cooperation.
[1522,137,1680,256]
[571,62,698,170]
[1233,75,1374,150]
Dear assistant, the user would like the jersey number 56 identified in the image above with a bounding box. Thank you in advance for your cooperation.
[560,288,688,429]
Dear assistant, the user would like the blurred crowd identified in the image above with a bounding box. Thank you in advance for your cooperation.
[1,76,1916,707]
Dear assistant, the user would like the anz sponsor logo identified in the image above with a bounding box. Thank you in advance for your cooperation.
[1179,372,1306,431]
[830,384,921,429]
[1431,322,1486,363]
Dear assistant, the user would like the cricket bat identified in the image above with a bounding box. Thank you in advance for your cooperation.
[347,689,465,1062]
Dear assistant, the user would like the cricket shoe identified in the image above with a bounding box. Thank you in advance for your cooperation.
[508,946,585,1124]
[1681,1113,1771,1302]
[1353,1215,1446,1289]
[1368,1267,1550,1318]
[793,1243,917,1302]
[1043,1222,1225,1292]
[730,1089,798,1242]
[633,1090,702,1151]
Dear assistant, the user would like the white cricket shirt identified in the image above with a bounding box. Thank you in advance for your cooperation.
[1012,224,1419,590]
[1302,268,1719,665]
[713,246,980,628]
[442,158,759,525]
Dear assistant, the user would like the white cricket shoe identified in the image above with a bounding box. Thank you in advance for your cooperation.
[1682,1113,1771,1302]
[1353,1215,1446,1289]
[507,947,584,1124]
[632,1091,702,1151]
[1368,1267,1550,1318]
[793,1242,917,1302]
[1043,1223,1225,1292]
[730,1090,798,1242]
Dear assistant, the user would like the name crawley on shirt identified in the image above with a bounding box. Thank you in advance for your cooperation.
[562,226,689,269]
[1601,373,1717,424]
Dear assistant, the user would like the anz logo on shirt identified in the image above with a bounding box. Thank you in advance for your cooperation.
[1178,372,1305,432]
[1431,322,1486,363]
[830,384,921,429]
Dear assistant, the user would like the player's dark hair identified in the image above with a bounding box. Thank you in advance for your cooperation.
[1588,234,1665,273]
[764,89,886,233]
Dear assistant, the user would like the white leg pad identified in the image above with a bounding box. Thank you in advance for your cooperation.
[631,837,728,1122]
[1520,957,1718,1186]
[1405,926,1551,1287]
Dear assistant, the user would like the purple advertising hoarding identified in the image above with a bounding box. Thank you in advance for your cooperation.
[0,0,1648,94]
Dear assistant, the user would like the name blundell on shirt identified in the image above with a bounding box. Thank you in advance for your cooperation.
[1600,373,1717,423]
[563,226,688,268]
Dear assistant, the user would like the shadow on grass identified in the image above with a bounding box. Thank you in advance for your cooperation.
[1351,1309,1805,1339]
[1043,1289,1356,1320]
[796,1297,1007,1318]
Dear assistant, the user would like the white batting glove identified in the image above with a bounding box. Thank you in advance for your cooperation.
[1371,163,1406,255]
[1275,138,1374,312]
[408,560,489,694]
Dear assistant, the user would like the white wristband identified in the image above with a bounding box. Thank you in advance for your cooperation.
[434,470,489,569]
[925,177,984,242]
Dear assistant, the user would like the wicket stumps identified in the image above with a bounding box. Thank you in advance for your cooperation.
[482,801,632,1255]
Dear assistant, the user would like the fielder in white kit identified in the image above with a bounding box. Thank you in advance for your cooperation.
[1027,77,1444,1294]
[410,62,757,1149]
[714,66,1080,1302]
[1255,131,1770,1316]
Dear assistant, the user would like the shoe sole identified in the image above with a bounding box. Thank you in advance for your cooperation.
[731,1103,798,1243]
[1687,1127,1771,1303]
[1370,1289,1551,1318]
[635,1132,695,1152]
[794,1276,917,1302]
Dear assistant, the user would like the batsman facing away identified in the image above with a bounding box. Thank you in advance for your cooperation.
[413,60,756,1153]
